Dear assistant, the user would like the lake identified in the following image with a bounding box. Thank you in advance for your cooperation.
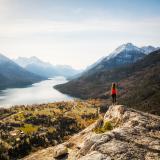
[0,77,74,107]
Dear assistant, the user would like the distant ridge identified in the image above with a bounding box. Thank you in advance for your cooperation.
[14,57,82,78]
[0,53,45,90]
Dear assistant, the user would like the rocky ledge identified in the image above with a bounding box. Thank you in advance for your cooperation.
[23,105,160,160]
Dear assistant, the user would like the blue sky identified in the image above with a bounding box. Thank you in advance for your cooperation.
[0,0,160,69]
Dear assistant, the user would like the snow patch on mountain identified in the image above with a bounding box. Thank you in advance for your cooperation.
[105,43,159,61]
[107,43,141,60]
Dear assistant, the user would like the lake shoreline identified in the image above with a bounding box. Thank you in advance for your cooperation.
[0,77,74,107]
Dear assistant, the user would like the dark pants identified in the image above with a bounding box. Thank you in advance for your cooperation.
[112,94,116,104]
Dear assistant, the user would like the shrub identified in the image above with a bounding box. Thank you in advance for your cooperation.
[103,121,113,131]
[93,121,113,134]
[19,124,38,134]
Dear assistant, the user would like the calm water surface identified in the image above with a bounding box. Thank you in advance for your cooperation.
[0,77,73,107]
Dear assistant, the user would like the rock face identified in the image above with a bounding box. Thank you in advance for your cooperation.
[23,105,160,160]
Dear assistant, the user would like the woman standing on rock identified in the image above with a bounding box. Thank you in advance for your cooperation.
[111,82,117,105]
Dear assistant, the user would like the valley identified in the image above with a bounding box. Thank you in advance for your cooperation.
[0,99,102,160]
[0,43,159,160]
[0,0,159,159]
[0,53,82,91]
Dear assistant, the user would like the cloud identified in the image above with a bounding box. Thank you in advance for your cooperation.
[73,8,84,14]
[0,17,160,38]
[0,0,159,69]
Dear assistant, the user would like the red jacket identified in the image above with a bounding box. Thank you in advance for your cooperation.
[111,88,117,95]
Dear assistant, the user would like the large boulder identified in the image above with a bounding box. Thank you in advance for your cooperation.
[53,144,68,158]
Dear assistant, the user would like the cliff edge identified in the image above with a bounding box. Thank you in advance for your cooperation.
[23,105,160,160]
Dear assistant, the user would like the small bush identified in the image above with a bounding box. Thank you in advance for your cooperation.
[19,124,38,134]
[93,121,113,134]
[103,121,113,131]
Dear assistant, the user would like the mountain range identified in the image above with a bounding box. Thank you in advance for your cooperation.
[0,53,45,90]
[14,57,82,78]
[55,43,160,115]
[82,43,158,76]
[0,53,82,90]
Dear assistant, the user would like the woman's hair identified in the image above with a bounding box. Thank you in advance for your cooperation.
[112,82,116,89]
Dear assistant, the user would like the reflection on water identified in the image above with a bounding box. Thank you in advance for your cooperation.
[0,77,73,107]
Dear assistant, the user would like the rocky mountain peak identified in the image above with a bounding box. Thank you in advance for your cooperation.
[107,43,142,60]
[118,42,139,51]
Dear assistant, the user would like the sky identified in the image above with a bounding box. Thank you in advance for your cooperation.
[0,0,160,69]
